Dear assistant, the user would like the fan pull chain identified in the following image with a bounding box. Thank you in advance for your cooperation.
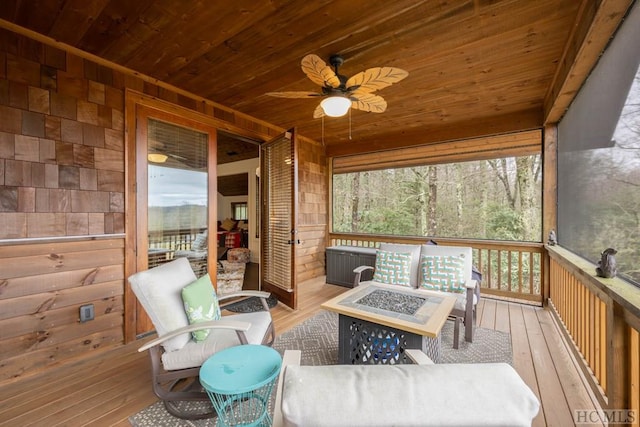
[349,108,352,140]
[321,115,325,145]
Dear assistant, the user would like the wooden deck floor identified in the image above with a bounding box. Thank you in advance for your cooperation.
[0,277,600,426]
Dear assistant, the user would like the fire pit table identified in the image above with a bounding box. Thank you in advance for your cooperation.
[321,283,456,364]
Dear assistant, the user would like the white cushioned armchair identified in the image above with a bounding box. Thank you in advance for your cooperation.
[354,243,479,347]
[128,257,275,419]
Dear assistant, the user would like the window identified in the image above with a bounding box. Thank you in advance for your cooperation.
[332,154,542,242]
[232,202,248,220]
[558,2,640,286]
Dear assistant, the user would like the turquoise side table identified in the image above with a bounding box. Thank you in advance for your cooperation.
[200,345,282,427]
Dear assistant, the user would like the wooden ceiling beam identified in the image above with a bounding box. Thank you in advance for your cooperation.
[543,0,634,124]
[326,108,542,157]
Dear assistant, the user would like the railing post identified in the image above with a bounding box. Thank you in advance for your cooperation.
[542,249,550,306]
[542,124,557,307]
[607,301,630,411]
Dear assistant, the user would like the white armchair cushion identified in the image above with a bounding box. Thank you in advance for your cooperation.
[128,257,196,352]
[161,311,272,370]
[379,243,422,287]
[453,291,478,311]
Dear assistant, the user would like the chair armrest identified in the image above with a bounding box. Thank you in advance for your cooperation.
[466,278,481,302]
[273,350,302,427]
[465,282,475,317]
[137,319,251,352]
[353,265,374,287]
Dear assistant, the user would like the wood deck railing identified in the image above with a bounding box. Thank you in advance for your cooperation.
[147,228,205,268]
[328,233,544,304]
[548,245,640,423]
[148,228,204,251]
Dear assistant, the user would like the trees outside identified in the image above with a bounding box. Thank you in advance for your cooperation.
[333,154,542,242]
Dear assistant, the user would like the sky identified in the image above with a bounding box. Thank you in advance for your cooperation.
[148,165,207,207]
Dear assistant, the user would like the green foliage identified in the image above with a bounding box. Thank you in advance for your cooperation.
[332,154,542,242]
[486,204,524,241]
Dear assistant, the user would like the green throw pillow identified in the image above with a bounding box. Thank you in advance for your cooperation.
[419,255,466,293]
[181,274,221,342]
[373,250,412,286]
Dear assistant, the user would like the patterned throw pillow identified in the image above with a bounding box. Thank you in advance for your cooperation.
[221,218,236,231]
[181,274,221,342]
[419,255,466,293]
[373,250,413,287]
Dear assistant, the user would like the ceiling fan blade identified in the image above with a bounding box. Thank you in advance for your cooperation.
[312,103,325,118]
[350,92,387,113]
[265,91,322,98]
[301,54,341,88]
[346,67,409,93]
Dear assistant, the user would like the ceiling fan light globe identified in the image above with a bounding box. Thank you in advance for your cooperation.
[320,96,351,117]
[147,153,168,163]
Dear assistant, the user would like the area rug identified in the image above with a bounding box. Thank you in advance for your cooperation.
[222,295,278,313]
[129,310,511,426]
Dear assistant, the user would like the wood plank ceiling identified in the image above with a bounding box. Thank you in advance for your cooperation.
[0,1,593,157]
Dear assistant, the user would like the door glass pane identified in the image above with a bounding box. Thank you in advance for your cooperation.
[147,119,209,276]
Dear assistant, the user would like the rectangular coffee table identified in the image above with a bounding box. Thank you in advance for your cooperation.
[321,283,456,364]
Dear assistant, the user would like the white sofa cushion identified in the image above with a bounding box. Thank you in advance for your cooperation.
[379,243,422,287]
[454,291,478,311]
[161,311,272,370]
[128,257,196,352]
[281,363,540,427]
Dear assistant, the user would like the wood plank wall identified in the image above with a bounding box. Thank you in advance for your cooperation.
[0,238,124,384]
[0,26,320,385]
[295,138,327,283]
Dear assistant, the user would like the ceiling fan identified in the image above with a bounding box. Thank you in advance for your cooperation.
[266,54,408,118]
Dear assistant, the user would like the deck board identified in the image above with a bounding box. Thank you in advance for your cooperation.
[537,308,604,427]
[0,278,600,426]
[509,302,546,427]
[479,297,497,329]
[494,299,511,333]
[522,304,575,426]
